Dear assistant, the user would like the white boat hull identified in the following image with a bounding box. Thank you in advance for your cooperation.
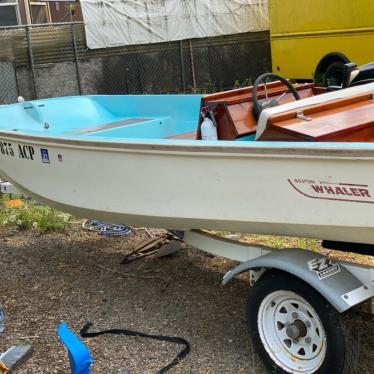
[1,134,374,244]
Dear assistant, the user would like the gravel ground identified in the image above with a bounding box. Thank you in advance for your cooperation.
[0,227,373,373]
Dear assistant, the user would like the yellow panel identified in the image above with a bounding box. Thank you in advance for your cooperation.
[269,0,374,34]
[271,33,374,79]
[269,0,374,78]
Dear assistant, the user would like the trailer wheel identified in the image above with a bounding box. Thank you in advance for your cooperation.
[325,62,347,87]
[314,52,350,86]
[247,271,359,374]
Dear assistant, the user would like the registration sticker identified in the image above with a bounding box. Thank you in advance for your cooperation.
[308,258,341,280]
[40,148,50,164]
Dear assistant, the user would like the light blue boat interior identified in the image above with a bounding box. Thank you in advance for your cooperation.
[2,94,374,150]
[0,95,206,140]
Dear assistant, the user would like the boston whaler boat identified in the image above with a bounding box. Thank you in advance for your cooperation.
[1,70,374,373]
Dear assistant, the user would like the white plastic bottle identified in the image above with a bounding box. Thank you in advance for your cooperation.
[201,116,218,140]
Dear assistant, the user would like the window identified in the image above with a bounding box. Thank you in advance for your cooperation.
[0,0,19,26]
[29,1,50,23]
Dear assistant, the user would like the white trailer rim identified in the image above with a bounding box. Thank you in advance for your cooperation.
[258,290,327,373]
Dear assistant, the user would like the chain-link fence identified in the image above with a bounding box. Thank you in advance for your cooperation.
[0,60,18,104]
[0,22,271,104]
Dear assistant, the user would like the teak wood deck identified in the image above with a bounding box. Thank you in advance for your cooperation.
[202,81,317,140]
[169,81,374,142]
[258,92,374,141]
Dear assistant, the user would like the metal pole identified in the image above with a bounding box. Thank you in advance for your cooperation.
[188,40,197,93]
[25,25,37,99]
[0,21,83,30]
[179,40,186,92]
[69,6,82,95]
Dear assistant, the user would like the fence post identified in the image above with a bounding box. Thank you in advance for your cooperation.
[69,7,82,95]
[179,40,186,92]
[25,25,37,99]
[188,40,197,93]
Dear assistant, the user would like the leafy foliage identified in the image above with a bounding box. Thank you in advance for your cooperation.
[0,197,68,232]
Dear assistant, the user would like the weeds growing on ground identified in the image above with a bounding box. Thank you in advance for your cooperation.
[0,196,68,232]
[207,230,321,251]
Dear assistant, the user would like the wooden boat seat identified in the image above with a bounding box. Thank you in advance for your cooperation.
[201,82,317,140]
[257,92,374,142]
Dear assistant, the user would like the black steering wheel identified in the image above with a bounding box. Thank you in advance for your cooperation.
[252,73,301,119]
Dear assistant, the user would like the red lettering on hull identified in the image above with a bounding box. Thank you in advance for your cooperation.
[289,179,374,204]
[324,186,334,194]
[342,188,353,196]
[310,184,371,197]
[311,185,323,193]
[359,188,371,197]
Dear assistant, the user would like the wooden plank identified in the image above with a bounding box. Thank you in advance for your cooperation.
[261,93,374,142]
[202,85,317,140]
[67,118,150,135]
[166,130,197,139]
[325,125,374,142]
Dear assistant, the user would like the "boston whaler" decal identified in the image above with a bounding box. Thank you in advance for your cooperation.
[288,178,374,204]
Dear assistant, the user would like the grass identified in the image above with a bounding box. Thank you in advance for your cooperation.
[208,230,321,251]
[0,196,69,232]
[208,230,374,266]
[237,233,321,251]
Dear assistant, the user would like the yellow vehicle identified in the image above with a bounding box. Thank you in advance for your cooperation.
[269,0,374,82]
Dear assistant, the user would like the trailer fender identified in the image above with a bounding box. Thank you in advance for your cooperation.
[222,248,374,313]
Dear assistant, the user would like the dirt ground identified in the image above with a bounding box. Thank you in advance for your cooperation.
[0,227,373,373]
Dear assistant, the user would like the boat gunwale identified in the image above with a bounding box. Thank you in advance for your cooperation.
[2,130,374,158]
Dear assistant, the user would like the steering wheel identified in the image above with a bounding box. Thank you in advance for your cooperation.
[252,73,301,119]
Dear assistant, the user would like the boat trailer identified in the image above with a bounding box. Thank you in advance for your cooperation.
[183,229,374,373]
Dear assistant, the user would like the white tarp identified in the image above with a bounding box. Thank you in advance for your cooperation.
[80,0,269,49]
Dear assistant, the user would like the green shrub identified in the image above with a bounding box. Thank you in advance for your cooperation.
[0,197,68,232]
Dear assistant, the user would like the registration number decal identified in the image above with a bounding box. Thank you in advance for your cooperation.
[0,141,14,157]
[0,141,36,160]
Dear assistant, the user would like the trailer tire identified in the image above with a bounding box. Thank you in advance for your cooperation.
[247,270,359,374]
[314,52,350,86]
[325,61,347,87]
